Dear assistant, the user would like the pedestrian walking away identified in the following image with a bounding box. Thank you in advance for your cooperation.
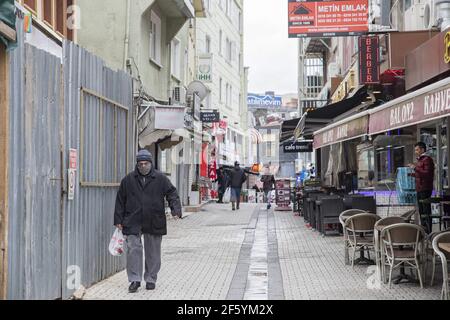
[260,165,275,210]
[114,149,182,293]
[409,142,435,234]
[215,166,228,203]
[226,161,247,211]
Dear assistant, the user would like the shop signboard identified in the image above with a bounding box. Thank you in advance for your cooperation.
[314,115,369,149]
[154,106,186,130]
[369,79,450,135]
[283,141,313,153]
[200,111,220,123]
[288,0,369,38]
[359,35,380,84]
[247,93,282,109]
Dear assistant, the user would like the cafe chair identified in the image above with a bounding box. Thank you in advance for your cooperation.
[380,223,426,288]
[432,231,450,300]
[318,197,344,236]
[426,228,450,286]
[339,209,367,265]
[374,217,406,284]
[345,213,381,268]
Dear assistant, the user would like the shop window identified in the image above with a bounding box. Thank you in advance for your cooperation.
[376,146,405,183]
[357,144,375,189]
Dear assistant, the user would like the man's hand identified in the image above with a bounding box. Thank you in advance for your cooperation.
[408,163,416,169]
[115,224,123,230]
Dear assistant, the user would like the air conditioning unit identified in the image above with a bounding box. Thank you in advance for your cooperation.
[404,0,427,31]
[172,86,187,105]
[327,62,340,78]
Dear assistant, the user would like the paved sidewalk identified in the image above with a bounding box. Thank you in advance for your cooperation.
[84,203,444,300]
[84,203,256,300]
[275,211,442,300]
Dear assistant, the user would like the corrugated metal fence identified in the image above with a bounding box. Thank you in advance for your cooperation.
[7,18,134,299]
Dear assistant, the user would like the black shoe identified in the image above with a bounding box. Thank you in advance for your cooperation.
[128,281,140,293]
[146,282,156,290]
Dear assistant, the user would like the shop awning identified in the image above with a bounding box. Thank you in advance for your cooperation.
[0,0,16,49]
[313,112,369,149]
[280,85,367,143]
[368,77,450,135]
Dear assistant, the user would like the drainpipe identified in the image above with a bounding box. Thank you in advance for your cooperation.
[123,0,131,71]
[437,0,450,31]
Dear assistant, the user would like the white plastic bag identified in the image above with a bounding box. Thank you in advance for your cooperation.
[223,187,231,203]
[108,228,125,256]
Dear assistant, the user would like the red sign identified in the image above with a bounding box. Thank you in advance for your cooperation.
[359,36,380,84]
[288,0,369,38]
[369,79,450,135]
[200,143,208,177]
[69,149,77,170]
[208,160,217,181]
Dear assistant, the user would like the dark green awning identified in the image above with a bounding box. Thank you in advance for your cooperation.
[0,0,17,50]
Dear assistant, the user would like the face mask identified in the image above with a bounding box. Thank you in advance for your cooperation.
[137,162,152,175]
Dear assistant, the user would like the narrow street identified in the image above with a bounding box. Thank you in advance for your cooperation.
[84,204,442,300]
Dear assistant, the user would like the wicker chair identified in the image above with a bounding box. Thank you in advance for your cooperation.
[380,223,426,288]
[317,197,344,235]
[345,213,381,267]
[374,216,406,283]
[432,231,450,300]
[339,209,366,265]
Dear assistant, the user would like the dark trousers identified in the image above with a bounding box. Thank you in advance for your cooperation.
[417,190,433,234]
[218,190,224,203]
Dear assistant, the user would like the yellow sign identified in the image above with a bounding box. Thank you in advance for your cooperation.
[445,32,450,64]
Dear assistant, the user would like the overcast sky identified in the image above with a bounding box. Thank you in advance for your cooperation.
[243,0,298,95]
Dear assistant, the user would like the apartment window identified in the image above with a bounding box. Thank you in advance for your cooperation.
[24,0,37,13]
[239,10,242,33]
[184,48,189,83]
[205,35,211,53]
[56,1,65,35]
[43,0,54,26]
[171,38,181,79]
[219,30,223,56]
[219,78,223,103]
[225,83,229,106]
[149,11,162,66]
[226,38,231,63]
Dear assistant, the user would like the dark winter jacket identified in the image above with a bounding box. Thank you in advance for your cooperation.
[411,154,435,192]
[261,174,276,192]
[216,170,228,193]
[227,167,247,188]
[114,165,182,236]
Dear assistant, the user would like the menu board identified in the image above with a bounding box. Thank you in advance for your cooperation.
[275,179,291,211]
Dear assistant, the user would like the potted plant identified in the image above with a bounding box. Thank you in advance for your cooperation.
[190,183,200,205]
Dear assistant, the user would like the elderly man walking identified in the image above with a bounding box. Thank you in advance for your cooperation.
[114,149,182,293]
[227,161,247,211]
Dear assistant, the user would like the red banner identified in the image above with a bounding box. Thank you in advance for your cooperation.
[359,36,380,84]
[288,0,369,38]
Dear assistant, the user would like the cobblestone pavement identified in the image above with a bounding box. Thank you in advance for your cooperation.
[84,203,444,300]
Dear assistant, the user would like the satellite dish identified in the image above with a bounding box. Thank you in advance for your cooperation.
[187,81,209,101]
